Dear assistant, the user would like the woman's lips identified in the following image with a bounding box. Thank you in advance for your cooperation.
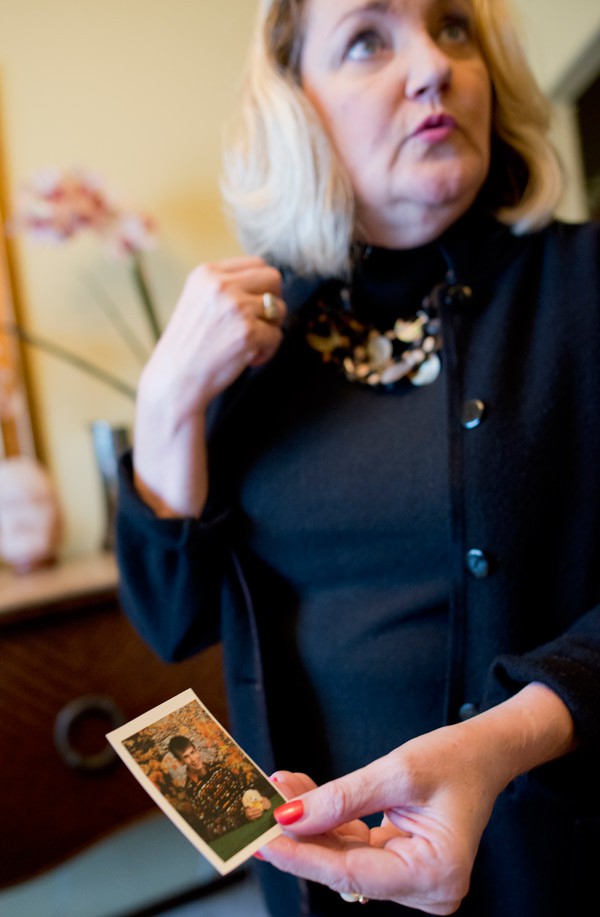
[411,113,457,142]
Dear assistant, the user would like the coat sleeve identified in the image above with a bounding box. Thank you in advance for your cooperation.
[465,221,600,767]
[115,451,233,662]
[113,281,316,667]
[484,604,600,759]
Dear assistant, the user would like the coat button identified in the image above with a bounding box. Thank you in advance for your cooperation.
[458,702,480,721]
[465,548,492,578]
[462,399,486,429]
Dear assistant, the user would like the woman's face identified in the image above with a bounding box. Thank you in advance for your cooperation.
[299,0,492,248]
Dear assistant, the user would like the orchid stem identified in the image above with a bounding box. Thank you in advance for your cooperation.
[1,324,136,400]
[83,274,150,365]
[132,253,161,343]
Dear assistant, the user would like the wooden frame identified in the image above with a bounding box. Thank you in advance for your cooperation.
[576,70,600,219]
[0,206,34,457]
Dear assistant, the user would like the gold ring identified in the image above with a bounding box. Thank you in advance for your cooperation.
[262,292,278,323]
[340,892,370,904]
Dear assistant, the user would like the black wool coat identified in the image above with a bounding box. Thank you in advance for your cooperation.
[117,213,600,917]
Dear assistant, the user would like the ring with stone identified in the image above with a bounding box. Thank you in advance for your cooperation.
[261,291,278,323]
[340,892,370,904]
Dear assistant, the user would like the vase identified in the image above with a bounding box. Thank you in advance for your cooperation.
[90,421,130,552]
[0,455,63,573]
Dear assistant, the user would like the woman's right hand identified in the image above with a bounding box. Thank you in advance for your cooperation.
[133,255,285,517]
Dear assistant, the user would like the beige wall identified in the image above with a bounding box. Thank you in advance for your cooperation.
[512,0,600,222]
[0,0,255,554]
[512,0,600,94]
[0,0,598,557]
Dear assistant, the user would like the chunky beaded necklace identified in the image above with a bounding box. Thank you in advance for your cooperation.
[304,274,458,390]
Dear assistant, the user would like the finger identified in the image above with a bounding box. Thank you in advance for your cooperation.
[255,291,286,326]
[271,771,317,800]
[181,261,282,310]
[247,321,285,368]
[261,833,461,914]
[272,774,369,842]
[242,268,283,299]
[258,291,282,321]
[274,754,402,836]
[212,267,286,327]
[210,255,271,273]
[371,822,411,847]
[214,260,282,299]
[334,819,372,843]
[261,833,414,902]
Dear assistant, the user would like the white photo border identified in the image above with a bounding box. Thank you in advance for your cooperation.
[106,688,285,875]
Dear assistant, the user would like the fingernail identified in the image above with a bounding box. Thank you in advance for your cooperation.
[253,851,266,861]
[274,799,304,825]
[270,775,280,783]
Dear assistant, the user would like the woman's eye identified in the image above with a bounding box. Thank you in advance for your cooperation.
[345,29,386,62]
[439,16,472,44]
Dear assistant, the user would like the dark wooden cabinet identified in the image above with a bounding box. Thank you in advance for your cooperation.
[0,553,228,889]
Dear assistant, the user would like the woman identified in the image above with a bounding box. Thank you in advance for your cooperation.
[116,0,600,914]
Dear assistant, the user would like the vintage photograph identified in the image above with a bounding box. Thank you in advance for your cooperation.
[107,689,285,875]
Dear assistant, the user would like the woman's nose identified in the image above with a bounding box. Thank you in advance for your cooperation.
[404,34,452,100]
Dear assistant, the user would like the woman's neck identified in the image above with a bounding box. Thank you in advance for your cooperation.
[356,194,481,251]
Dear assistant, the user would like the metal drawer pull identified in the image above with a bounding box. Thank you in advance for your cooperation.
[54,694,125,772]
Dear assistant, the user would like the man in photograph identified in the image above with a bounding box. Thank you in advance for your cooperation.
[168,735,271,843]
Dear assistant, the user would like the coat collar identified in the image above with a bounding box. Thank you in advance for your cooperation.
[280,207,522,319]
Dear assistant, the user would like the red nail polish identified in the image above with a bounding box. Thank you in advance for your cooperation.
[274,799,304,825]
[254,851,266,861]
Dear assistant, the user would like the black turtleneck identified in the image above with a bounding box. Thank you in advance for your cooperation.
[220,231,455,785]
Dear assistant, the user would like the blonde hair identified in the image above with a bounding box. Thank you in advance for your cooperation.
[222,0,563,277]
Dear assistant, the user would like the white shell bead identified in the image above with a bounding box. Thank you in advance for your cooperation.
[366,334,393,368]
[394,316,425,342]
[380,360,411,384]
[409,353,442,386]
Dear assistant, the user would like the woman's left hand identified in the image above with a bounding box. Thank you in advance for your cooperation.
[260,725,494,916]
[259,685,576,915]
